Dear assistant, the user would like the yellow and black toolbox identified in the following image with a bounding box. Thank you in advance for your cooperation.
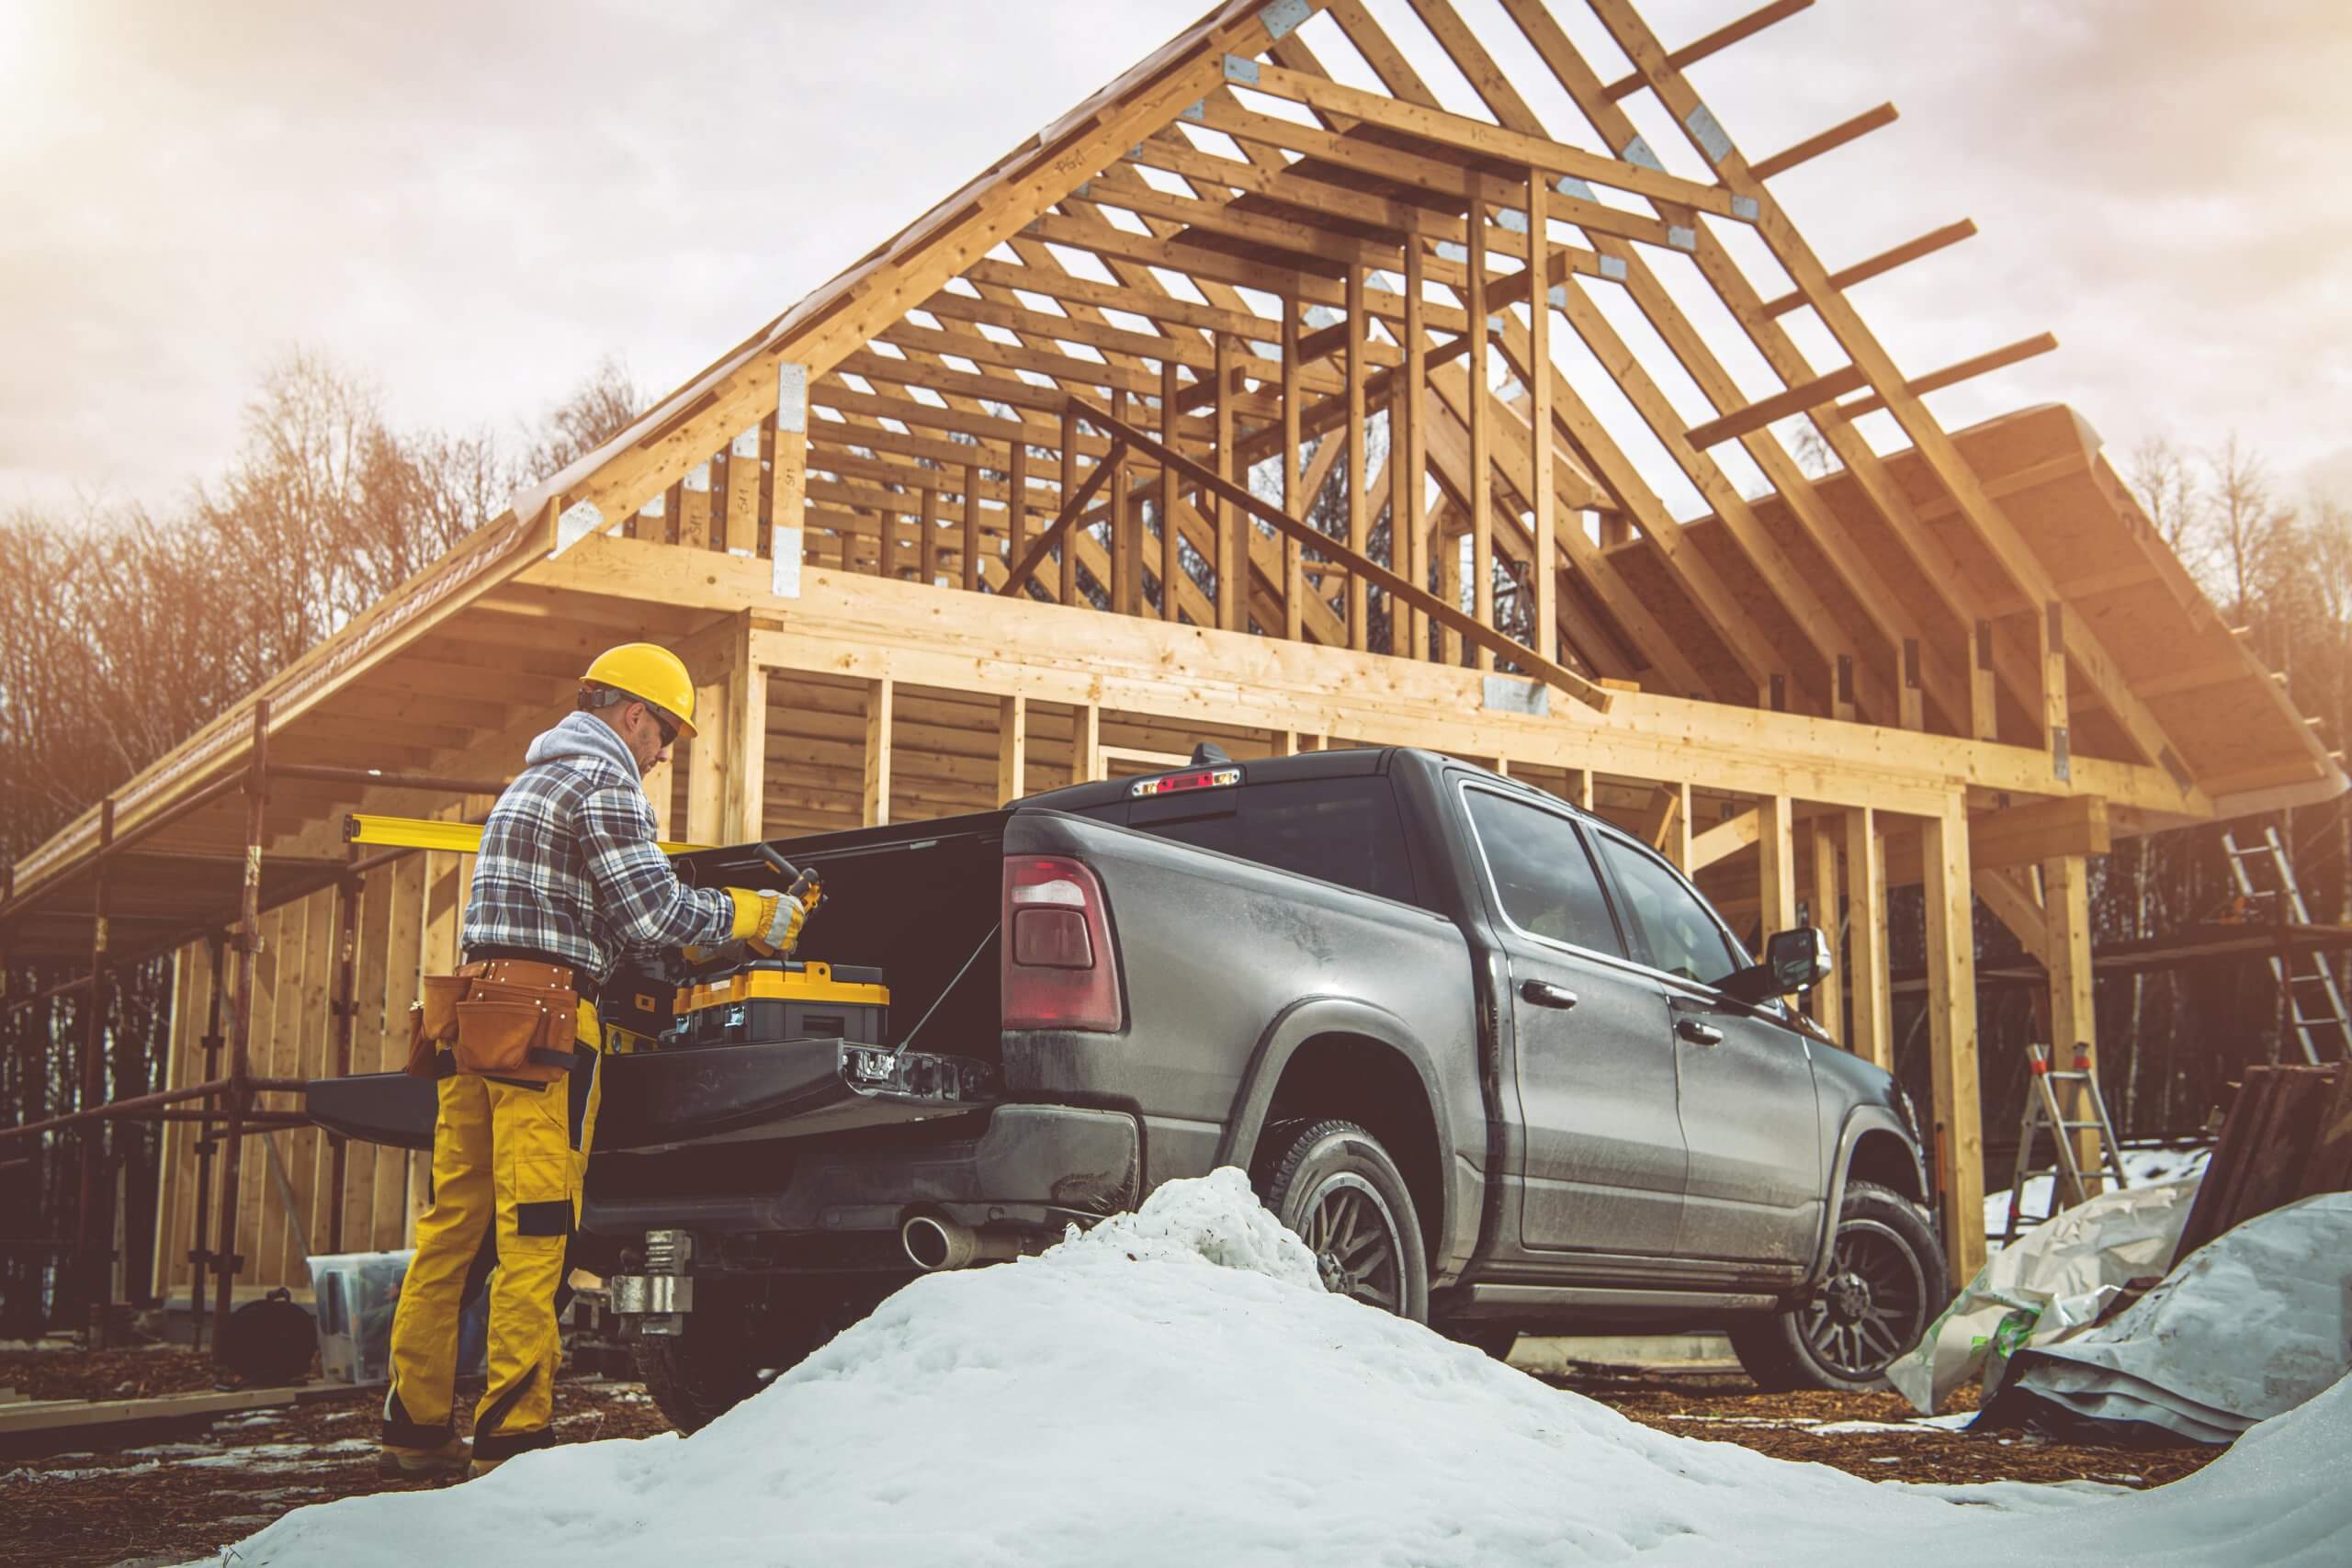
[672,958,890,1049]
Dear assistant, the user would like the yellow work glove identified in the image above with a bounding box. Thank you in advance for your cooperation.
[723,887,808,956]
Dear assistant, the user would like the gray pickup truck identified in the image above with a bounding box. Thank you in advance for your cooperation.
[312,746,1943,1430]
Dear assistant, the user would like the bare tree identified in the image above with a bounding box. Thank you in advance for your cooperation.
[2205,434,2286,621]
[2126,435,2207,569]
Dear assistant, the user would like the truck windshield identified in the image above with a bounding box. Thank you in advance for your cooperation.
[1123,777,1415,903]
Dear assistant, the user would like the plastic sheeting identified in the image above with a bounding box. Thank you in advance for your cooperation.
[1986,1191,2352,1444]
[1889,1179,2200,1415]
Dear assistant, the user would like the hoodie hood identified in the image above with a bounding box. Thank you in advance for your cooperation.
[524,710,643,783]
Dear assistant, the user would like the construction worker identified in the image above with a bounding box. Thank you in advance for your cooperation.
[379,642,804,1480]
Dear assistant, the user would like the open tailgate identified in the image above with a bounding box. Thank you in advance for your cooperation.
[306,1038,998,1152]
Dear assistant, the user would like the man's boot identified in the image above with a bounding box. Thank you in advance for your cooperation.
[377,1435,471,1480]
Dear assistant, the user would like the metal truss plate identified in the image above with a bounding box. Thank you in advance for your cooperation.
[1223,54,1261,86]
[1258,0,1311,42]
[1621,135,1665,172]
[1684,102,1733,164]
[776,362,808,434]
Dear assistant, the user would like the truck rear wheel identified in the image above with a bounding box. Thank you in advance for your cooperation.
[632,1284,864,1433]
[1255,1119,1430,1324]
[1729,1179,1944,1393]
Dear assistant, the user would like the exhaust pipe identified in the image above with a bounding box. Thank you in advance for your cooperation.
[901,1213,1022,1271]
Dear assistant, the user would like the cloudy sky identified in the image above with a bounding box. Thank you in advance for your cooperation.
[3,0,2346,522]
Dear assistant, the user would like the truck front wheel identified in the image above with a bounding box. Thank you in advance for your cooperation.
[1255,1119,1430,1324]
[1729,1179,1945,1392]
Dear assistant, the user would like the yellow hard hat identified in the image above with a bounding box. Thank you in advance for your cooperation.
[580,642,697,739]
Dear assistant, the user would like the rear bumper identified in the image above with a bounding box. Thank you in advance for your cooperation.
[582,1102,1142,1238]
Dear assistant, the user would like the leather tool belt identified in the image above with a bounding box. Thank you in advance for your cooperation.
[404,957,582,1084]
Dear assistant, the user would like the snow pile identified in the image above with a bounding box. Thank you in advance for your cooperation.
[219,1168,2350,1568]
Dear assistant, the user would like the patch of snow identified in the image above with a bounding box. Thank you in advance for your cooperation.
[214,1169,2352,1567]
[1985,1146,2211,1246]
[3,1460,162,1483]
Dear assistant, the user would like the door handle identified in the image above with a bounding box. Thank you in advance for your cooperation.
[1677,1018,1724,1046]
[1520,979,1579,1010]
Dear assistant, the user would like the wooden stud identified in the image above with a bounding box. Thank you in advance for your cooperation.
[962,462,981,593]
[1844,807,1892,1070]
[684,678,728,847]
[1757,793,1796,954]
[1970,620,1998,742]
[724,638,769,843]
[1007,435,1029,575]
[2041,600,2070,776]
[723,431,761,556]
[677,462,712,550]
[1161,359,1182,623]
[1807,816,1842,1034]
[862,675,894,828]
[1921,802,1985,1284]
[1526,169,1556,667]
[1073,701,1101,784]
[918,485,939,586]
[2042,852,2101,1186]
[1215,333,1240,632]
[997,694,1027,805]
[1282,297,1305,643]
[1345,265,1370,651]
[1403,244,1430,661]
[1059,402,1080,606]
[1466,223,1494,671]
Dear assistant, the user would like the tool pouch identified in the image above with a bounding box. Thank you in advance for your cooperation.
[403,976,469,1077]
[451,961,579,1084]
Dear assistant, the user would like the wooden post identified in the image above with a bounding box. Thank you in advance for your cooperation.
[1007,434,1028,578]
[1345,264,1369,651]
[918,484,939,587]
[1757,794,1796,953]
[1283,297,1304,642]
[1438,507,1464,667]
[677,462,711,550]
[1072,702,1100,784]
[1922,803,1985,1284]
[2041,601,2070,775]
[1059,402,1080,606]
[1160,359,1182,623]
[1843,808,1892,1068]
[723,637,769,843]
[962,461,981,593]
[77,797,112,1334]
[997,694,1027,805]
[1900,637,1925,731]
[862,676,894,828]
[1111,389,1135,616]
[773,366,808,576]
[1467,215,1494,671]
[1404,243,1429,662]
[1215,333,1239,631]
[1969,620,1997,741]
[324,858,361,1256]
[210,699,268,1361]
[1527,170,1557,667]
[723,427,761,556]
[2043,852,2101,1185]
[1807,818,1842,1038]
[684,678,727,846]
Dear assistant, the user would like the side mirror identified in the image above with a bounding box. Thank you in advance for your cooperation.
[1720,926,1833,1004]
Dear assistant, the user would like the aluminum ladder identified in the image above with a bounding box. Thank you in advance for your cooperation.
[2000,1043,2130,1245]
[2222,827,2350,1064]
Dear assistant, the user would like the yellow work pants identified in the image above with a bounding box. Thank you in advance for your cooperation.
[382,999,603,1463]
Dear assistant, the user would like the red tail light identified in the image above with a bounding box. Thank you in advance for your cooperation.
[1001,855,1124,1032]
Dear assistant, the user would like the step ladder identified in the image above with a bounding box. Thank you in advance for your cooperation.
[2000,1043,2130,1245]
[2222,827,2351,1064]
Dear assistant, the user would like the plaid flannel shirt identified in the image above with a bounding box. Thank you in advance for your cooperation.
[463,714,734,984]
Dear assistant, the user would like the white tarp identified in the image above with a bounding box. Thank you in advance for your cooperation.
[1996,1190,2352,1443]
[1891,1178,2201,1415]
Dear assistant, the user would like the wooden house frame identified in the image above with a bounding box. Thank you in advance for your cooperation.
[3,0,2339,1339]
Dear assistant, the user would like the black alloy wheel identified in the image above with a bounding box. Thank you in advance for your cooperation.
[1728,1179,1946,1393]
[1255,1118,1431,1323]
[1801,1213,1930,1380]
[1298,1171,1408,1313]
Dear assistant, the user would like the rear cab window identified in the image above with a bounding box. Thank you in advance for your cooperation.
[1088,776,1416,904]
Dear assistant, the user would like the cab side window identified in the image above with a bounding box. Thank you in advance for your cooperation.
[1594,833,1742,986]
[1462,788,1623,957]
